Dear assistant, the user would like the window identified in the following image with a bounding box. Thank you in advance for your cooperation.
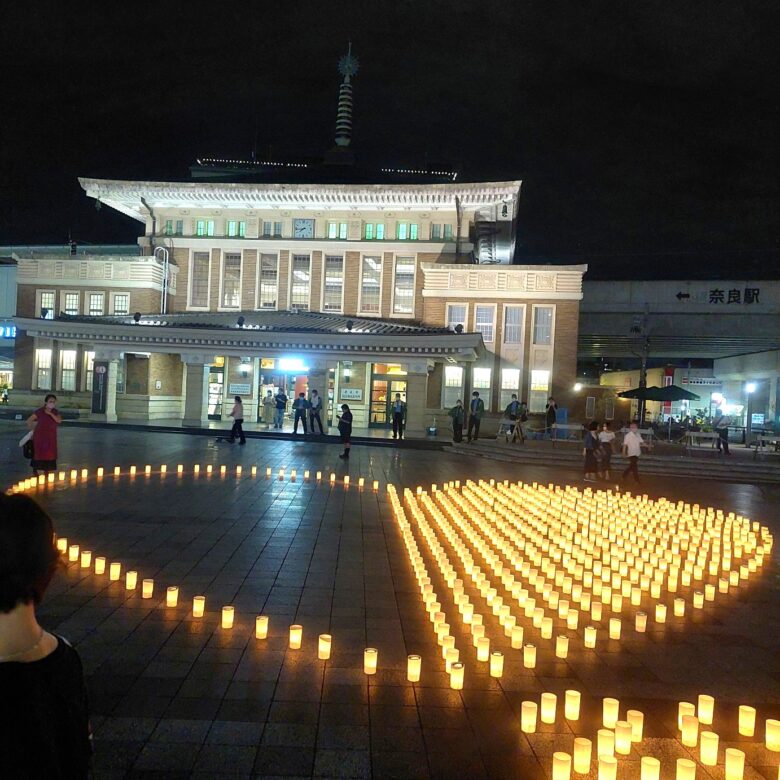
[430,224,441,240]
[175,219,184,235]
[63,292,80,316]
[328,222,348,239]
[443,224,453,240]
[83,351,95,391]
[88,293,104,316]
[39,291,55,319]
[473,367,492,410]
[500,368,521,409]
[258,254,278,309]
[446,304,467,331]
[60,349,77,391]
[221,253,242,308]
[393,257,415,314]
[396,222,419,240]
[112,294,129,315]
[364,222,385,240]
[533,306,553,345]
[443,365,464,408]
[196,219,215,237]
[604,398,615,421]
[529,369,550,413]
[190,252,210,307]
[503,305,523,344]
[360,256,382,313]
[474,305,495,343]
[36,348,52,390]
[290,254,311,310]
[585,396,596,419]
[164,219,174,236]
[262,221,273,237]
[226,220,246,237]
[323,255,344,312]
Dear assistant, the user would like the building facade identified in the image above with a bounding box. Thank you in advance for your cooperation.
[13,178,586,433]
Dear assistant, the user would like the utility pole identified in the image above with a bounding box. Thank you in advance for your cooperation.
[631,313,650,425]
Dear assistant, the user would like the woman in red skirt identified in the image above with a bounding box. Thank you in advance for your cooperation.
[26,394,62,475]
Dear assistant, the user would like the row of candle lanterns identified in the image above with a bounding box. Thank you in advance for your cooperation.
[8,465,382,493]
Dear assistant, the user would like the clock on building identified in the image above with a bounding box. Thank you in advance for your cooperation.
[293,219,315,238]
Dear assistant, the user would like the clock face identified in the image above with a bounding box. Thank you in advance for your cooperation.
[293,219,314,238]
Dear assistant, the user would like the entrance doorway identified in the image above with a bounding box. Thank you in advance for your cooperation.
[207,361,224,420]
[257,358,309,423]
[369,364,408,428]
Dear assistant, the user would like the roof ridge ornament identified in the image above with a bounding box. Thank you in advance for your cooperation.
[335,43,358,148]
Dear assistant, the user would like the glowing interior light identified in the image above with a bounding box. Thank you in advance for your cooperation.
[489,651,504,678]
[318,634,332,660]
[94,556,106,575]
[597,754,617,780]
[676,758,696,780]
[166,586,179,607]
[289,624,303,649]
[541,692,557,724]
[221,606,234,629]
[681,714,699,747]
[697,694,714,725]
[565,690,581,721]
[192,596,205,617]
[724,747,745,779]
[407,654,422,682]
[767,718,780,751]
[80,550,92,569]
[603,698,620,729]
[573,737,592,774]
[142,579,154,599]
[627,709,644,742]
[126,570,138,590]
[449,662,464,690]
[640,756,661,780]
[521,701,538,733]
[614,721,632,755]
[68,544,79,562]
[700,730,719,766]
[109,562,121,581]
[255,615,268,638]
[552,752,572,780]
[56,537,67,553]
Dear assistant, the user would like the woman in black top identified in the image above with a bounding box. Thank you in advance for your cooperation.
[0,494,91,778]
[337,403,353,459]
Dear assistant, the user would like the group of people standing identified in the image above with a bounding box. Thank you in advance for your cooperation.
[257,388,326,434]
[583,420,648,483]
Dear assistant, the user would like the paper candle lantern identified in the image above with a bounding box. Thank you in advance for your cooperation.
[552,752,571,780]
[767,718,780,751]
[80,550,92,569]
[678,701,696,729]
[81,468,88,479]
[373,480,379,490]
[697,694,714,725]
[330,473,336,484]
[166,587,178,607]
[700,731,718,766]
[449,662,464,690]
[565,690,581,721]
[681,714,699,747]
[609,618,621,640]
[693,591,704,609]
[160,464,167,475]
[255,615,268,639]
[489,651,504,678]
[289,624,303,649]
[476,636,490,662]
[724,748,745,780]
[343,474,350,486]
[640,756,661,780]
[598,754,617,780]
[674,598,685,617]
[177,464,183,474]
[407,654,422,682]
[60,472,66,480]
[68,545,79,562]
[220,464,227,474]
[94,557,106,575]
[221,606,234,629]
[236,465,242,476]
[194,464,200,474]
[114,466,121,476]
[445,647,459,672]
[251,465,257,476]
[142,579,154,599]
[126,570,138,590]
[521,701,538,733]
[556,635,569,659]
[597,729,615,759]
[655,604,667,623]
[145,465,151,475]
[636,611,647,632]
[511,626,524,648]
[523,644,537,668]
[541,692,557,724]
[206,465,213,474]
[584,626,597,648]
[97,467,104,478]
[56,538,67,553]
[676,758,696,780]
[603,698,620,728]
[192,596,205,617]
[573,737,592,774]
[627,709,644,742]
[318,634,332,660]
[358,477,365,488]
[738,705,755,736]
[567,610,579,630]
[317,471,322,481]
[614,721,632,755]
[71,469,78,479]
[109,562,121,581]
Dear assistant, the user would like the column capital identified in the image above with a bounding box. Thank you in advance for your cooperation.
[94,348,123,362]
[403,359,434,375]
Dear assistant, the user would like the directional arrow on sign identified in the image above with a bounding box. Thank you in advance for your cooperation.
[676,292,690,300]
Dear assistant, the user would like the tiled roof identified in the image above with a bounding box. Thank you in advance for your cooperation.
[59,309,465,337]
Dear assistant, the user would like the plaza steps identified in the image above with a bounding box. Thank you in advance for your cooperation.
[450,440,780,484]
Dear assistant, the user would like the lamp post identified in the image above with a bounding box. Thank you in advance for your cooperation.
[630,314,650,424]
[745,382,756,444]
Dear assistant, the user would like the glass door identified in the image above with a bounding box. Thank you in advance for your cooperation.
[370,379,388,427]
[387,380,408,426]
[207,369,224,420]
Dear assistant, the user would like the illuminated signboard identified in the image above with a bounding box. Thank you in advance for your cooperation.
[1,326,16,339]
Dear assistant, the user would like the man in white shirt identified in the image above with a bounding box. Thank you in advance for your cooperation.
[713,410,731,455]
[621,421,646,483]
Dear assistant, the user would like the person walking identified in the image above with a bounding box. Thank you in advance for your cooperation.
[391,393,407,441]
[622,421,647,483]
[545,396,558,439]
[309,389,324,434]
[337,404,353,459]
[467,391,485,443]
[262,390,275,428]
[511,400,528,443]
[26,394,62,475]
[448,399,464,443]
[0,494,92,777]
[503,394,521,443]
[227,395,246,445]
[583,421,600,482]
[274,388,288,429]
[597,421,616,480]
[713,409,731,455]
[292,392,309,434]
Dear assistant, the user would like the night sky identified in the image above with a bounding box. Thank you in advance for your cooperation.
[3,2,779,265]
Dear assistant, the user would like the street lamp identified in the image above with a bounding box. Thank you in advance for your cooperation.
[745,382,756,444]
[573,383,583,392]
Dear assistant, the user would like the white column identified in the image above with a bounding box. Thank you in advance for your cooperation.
[182,357,210,427]
[307,359,329,433]
[404,360,431,436]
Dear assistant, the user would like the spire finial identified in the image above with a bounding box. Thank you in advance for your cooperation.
[335,43,359,147]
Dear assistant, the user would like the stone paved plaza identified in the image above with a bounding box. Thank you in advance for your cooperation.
[2,426,779,779]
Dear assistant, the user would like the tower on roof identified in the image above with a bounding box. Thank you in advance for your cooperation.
[334,43,359,148]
